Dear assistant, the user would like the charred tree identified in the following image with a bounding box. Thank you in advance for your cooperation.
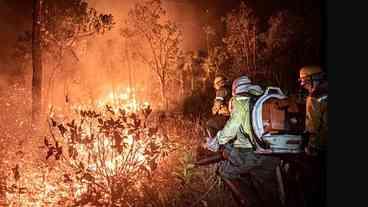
[32,0,43,125]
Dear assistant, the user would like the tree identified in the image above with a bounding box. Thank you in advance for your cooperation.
[214,2,304,91]
[123,0,182,111]
[202,26,230,80]
[222,1,259,78]
[260,10,303,90]
[202,46,230,80]
[41,0,113,58]
[42,0,113,108]
[32,0,43,125]
[19,0,114,121]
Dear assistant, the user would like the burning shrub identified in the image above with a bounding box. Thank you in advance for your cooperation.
[43,103,175,206]
[2,86,235,206]
[3,97,176,206]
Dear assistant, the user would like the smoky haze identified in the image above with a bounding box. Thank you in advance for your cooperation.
[0,0,219,106]
[88,0,230,51]
[0,0,31,89]
[64,0,246,105]
[0,0,321,106]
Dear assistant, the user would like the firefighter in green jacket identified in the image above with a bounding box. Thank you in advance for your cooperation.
[299,65,328,207]
[206,76,282,207]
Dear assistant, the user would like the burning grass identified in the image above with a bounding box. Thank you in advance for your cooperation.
[45,104,175,206]
[1,84,237,207]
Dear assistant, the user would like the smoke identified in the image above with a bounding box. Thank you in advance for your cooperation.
[0,0,211,91]
[88,0,223,51]
[0,0,31,88]
[0,0,321,108]
[0,67,11,92]
[38,0,238,109]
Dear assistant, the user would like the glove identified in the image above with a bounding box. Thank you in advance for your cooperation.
[206,137,220,152]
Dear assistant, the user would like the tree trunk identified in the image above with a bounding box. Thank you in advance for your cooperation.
[191,63,195,94]
[32,0,43,125]
[0,172,5,206]
[180,68,185,97]
[160,79,169,111]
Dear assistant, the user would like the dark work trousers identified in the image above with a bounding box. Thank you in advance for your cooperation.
[300,151,326,207]
[218,145,282,207]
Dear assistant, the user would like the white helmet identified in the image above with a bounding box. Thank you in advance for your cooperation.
[232,76,251,95]
[232,76,263,96]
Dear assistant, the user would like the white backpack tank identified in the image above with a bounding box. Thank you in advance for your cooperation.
[251,87,305,154]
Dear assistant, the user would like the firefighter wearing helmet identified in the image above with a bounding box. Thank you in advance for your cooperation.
[299,65,328,155]
[205,75,232,138]
[212,75,231,116]
[299,65,328,207]
[205,75,282,207]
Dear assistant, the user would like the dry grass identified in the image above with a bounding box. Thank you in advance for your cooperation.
[0,83,238,207]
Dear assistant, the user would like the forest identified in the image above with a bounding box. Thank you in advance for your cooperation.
[0,0,322,206]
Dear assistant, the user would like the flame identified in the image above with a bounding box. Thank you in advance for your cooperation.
[4,86,169,206]
[95,87,147,113]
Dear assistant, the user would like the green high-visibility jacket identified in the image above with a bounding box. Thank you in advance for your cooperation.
[215,96,254,149]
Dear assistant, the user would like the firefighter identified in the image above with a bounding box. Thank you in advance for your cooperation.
[205,75,232,138]
[299,65,328,156]
[299,65,328,207]
[206,76,282,207]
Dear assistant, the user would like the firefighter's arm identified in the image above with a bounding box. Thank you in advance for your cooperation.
[218,105,230,116]
[212,99,223,115]
[212,99,230,116]
[305,97,322,150]
[212,89,230,115]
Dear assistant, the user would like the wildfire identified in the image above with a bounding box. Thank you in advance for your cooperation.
[96,87,148,113]
[4,87,175,206]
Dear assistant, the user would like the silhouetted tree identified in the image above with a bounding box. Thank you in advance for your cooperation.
[20,0,114,120]
[32,0,43,125]
[123,0,182,111]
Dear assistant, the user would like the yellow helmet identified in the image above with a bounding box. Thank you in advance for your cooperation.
[214,76,227,89]
[299,66,322,79]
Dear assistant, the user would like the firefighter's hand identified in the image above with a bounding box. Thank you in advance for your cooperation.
[206,137,220,152]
